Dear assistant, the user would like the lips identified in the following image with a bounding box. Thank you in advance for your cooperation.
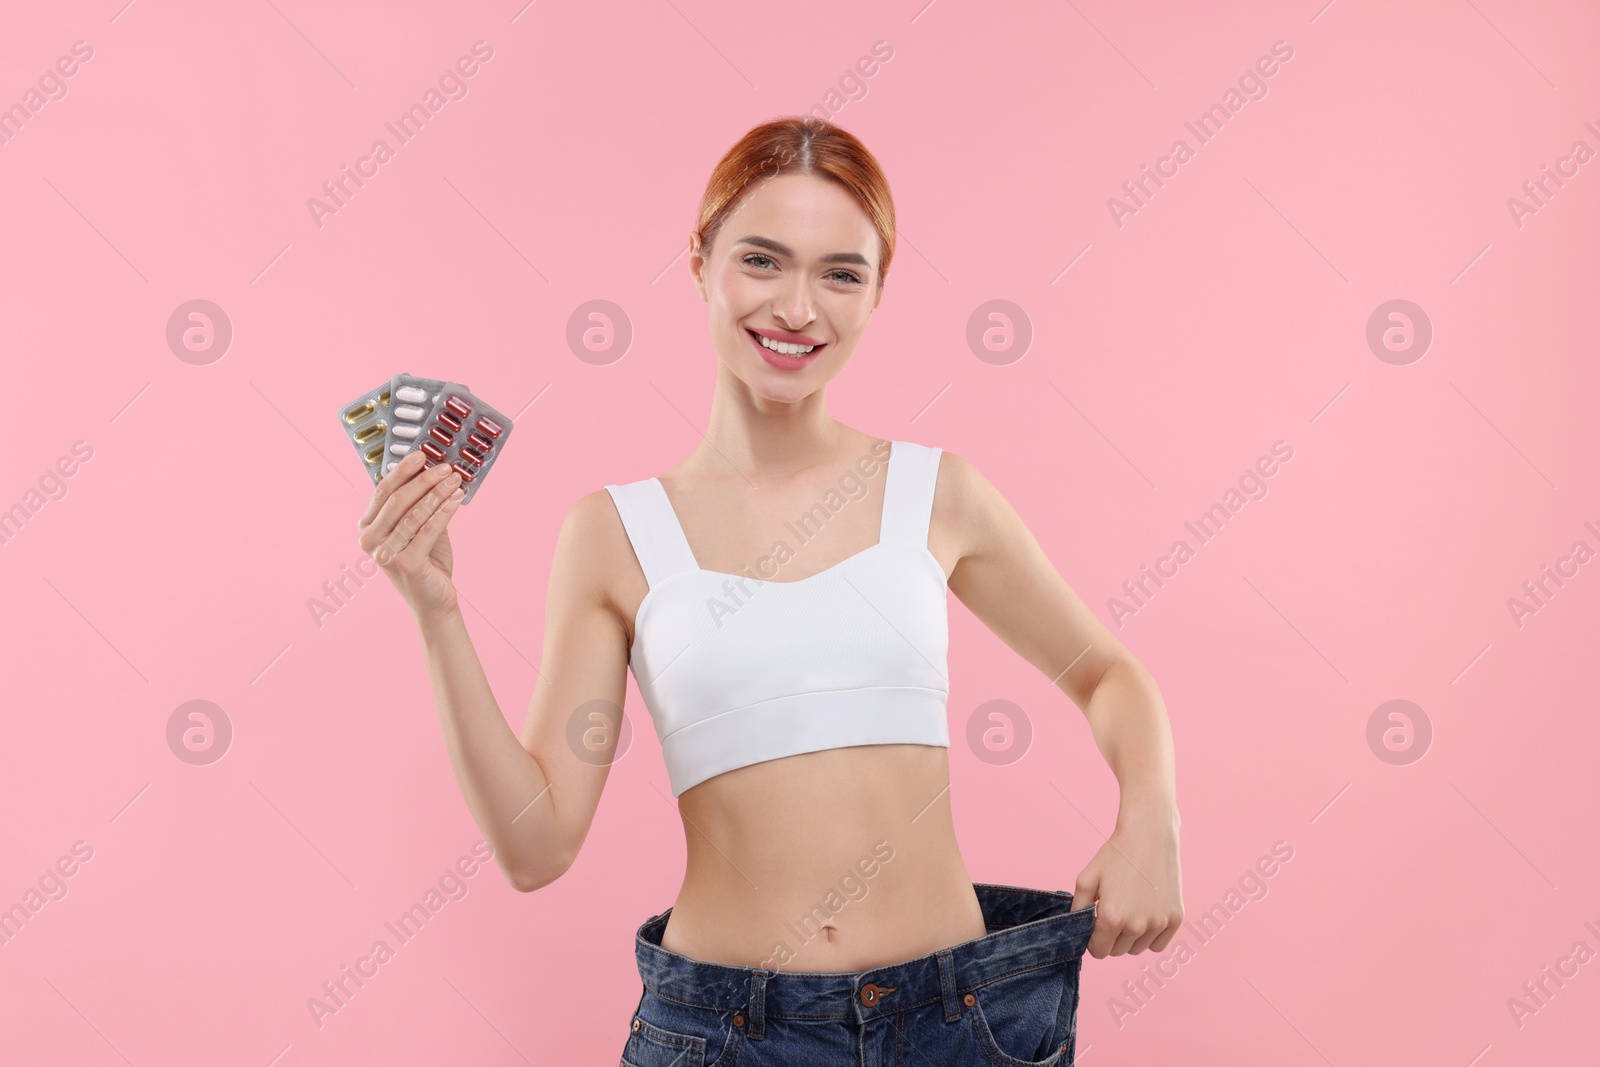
[747,328,824,371]
[748,328,824,351]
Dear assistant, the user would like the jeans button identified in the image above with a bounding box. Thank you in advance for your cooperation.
[631,1018,641,1032]
[734,1014,745,1027]
[860,982,898,1006]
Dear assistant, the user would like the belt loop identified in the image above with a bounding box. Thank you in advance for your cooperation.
[748,970,768,1039]
[937,949,961,1022]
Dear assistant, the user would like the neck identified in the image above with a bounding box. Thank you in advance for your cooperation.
[696,365,844,481]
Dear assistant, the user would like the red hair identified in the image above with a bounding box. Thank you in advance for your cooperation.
[692,116,896,287]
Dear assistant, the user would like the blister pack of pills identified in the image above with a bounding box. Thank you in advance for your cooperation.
[336,374,515,504]
[414,385,514,506]
[335,378,394,486]
[384,373,467,478]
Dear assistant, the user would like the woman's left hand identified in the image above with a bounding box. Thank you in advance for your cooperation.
[1071,809,1184,958]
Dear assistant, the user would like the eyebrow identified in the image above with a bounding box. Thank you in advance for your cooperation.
[733,235,872,268]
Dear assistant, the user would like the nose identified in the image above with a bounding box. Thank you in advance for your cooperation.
[770,278,815,331]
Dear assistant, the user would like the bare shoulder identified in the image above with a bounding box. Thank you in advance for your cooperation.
[929,447,988,567]
[931,447,1134,704]
[549,487,636,623]
[932,445,1047,585]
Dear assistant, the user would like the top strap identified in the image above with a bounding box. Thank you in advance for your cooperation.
[603,479,700,588]
[880,440,943,551]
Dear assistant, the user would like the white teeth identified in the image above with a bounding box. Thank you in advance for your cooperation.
[756,333,816,356]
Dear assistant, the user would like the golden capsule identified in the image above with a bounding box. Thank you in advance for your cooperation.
[365,444,384,466]
[344,400,376,424]
[354,420,386,445]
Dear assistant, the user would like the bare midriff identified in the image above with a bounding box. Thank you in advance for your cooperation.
[660,742,988,973]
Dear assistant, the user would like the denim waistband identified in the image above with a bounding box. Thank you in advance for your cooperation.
[633,882,1096,1036]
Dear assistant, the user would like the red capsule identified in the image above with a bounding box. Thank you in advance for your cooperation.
[474,415,503,438]
[420,441,446,461]
[467,431,493,452]
[445,395,472,418]
[429,426,454,446]
[460,446,486,467]
[438,411,462,433]
[451,462,476,482]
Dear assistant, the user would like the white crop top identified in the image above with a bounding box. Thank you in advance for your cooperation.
[604,440,951,796]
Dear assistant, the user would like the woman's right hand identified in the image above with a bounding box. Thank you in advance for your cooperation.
[357,451,467,620]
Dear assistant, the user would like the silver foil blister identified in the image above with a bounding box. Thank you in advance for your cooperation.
[334,378,394,486]
[413,385,514,505]
[384,373,470,478]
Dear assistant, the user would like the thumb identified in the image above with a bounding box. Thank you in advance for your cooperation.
[1071,865,1099,913]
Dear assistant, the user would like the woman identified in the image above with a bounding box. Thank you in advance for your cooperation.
[357,117,1182,1066]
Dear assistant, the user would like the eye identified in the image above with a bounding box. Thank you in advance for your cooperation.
[741,253,863,286]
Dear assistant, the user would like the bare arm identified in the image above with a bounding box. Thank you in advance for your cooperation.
[941,450,1183,957]
[416,607,565,890]
[423,489,633,890]
[360,453,631,892]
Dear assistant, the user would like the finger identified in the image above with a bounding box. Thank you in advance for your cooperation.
[1070,871,1098,913]
[1127,921,1164,955]
[381,470,460,565]
[376,468,462,566]
[375,456,455,531]
[1087,917,1115,960]
[360,450,427,529]
[1145,918,1181,954]
[359,451,431,555]
[1108,923,1142,957]
[399,483,465,562]
[372,462,459,553]
[1072,873,1109,958]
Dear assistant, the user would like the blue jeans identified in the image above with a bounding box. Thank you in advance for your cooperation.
[622,882,1096,1066]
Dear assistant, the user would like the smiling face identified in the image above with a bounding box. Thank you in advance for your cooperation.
[690,172,884,402]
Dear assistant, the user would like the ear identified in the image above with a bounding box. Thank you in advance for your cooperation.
[688,234,708,302]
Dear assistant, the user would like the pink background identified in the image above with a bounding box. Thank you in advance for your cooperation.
[2,1,1596,1063]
